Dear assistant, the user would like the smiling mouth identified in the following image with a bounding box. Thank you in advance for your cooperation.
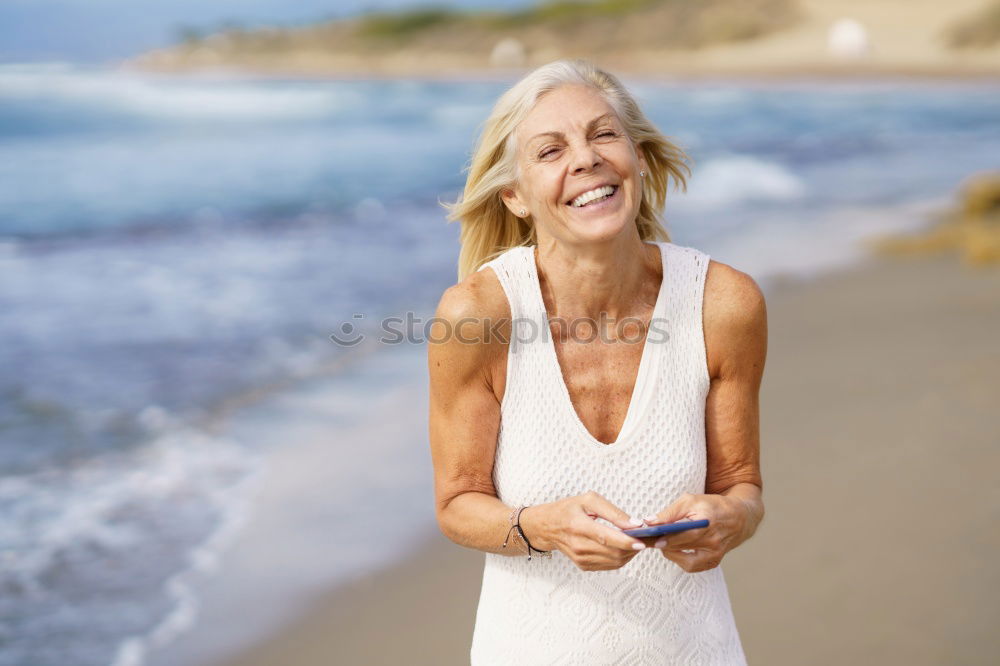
[566,184,620,208]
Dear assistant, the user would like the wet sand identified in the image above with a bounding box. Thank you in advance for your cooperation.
[211,249,1000,665]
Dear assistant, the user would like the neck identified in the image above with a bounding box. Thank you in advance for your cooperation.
[533,232,659,323]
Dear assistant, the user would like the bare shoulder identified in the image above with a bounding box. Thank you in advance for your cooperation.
[703,258,768,379]
[434,264,510,326]
[704,259,767,325]
[429,264,511,396]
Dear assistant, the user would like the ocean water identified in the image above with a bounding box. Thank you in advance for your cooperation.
[1,62,998,666]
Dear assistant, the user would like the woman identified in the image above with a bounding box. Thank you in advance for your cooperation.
[429,59,766,664]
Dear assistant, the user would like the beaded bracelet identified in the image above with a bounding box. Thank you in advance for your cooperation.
[502,505,552,560]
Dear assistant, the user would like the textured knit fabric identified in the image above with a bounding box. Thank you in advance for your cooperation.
[469,241,747,665]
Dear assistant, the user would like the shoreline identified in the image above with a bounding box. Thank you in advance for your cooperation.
[192,246,1000,665]
[209,529,483,666]
[114,60,1000,85]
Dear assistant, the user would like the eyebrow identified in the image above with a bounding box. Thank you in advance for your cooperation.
[526,112,616,146]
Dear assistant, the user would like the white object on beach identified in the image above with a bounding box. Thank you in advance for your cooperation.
[827,18,871,60]
[489,38,526,68]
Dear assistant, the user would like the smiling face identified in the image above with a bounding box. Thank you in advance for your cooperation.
[501,84,648,245]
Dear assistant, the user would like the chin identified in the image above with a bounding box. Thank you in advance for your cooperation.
[569,214,633,242]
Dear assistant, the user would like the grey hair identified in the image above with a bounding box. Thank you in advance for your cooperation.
[441,58,692,282]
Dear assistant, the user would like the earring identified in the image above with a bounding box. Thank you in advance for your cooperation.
[640,170,646,178]
[519,209,526,216]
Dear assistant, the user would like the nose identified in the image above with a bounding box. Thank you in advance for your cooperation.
[568,140,602,174]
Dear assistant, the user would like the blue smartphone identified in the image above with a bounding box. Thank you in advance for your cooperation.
[621,519,709,538]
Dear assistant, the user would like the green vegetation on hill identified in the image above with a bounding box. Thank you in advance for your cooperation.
[493,0,662,26]
[356,6,463,39]
[175,0,801,53]
[356,0,663,38]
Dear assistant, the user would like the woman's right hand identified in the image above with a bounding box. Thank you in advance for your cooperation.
[518,491,648,571]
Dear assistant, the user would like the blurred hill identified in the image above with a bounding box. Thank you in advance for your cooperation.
[870,170,1000,266]
[123,0,1000,78]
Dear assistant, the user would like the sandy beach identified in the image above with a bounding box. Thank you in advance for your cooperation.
[203,246,1000,666]
[124,0,1000,80]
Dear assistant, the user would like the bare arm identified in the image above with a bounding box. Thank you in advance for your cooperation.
[428,269,536,556]
[432,266,707,569]
[703,260,768,541]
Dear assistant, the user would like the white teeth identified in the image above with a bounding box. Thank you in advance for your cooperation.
[571,185,616,208]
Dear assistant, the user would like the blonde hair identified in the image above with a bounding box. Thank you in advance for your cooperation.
[440,58,692,282]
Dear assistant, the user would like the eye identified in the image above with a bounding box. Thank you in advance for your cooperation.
[538,131,615,159]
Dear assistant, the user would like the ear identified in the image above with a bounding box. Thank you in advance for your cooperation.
[636,146,649,177]
[500,186,527,217]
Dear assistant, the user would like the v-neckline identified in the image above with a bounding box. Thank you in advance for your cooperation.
[527,241,668,451]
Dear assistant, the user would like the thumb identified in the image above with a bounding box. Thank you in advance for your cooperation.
[579,491,644,531]
[644,492,695,525]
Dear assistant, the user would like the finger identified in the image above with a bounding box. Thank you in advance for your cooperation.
[579,491,644,532]
[576,492,647,551]
[653,536,703,551]
[660,546,690,566]
[661,547,721,572]
[654,527,707,549]
[643,492,696,525]
[588,521,648,552]
[688,553,721,571]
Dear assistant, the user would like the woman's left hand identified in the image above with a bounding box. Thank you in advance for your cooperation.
[638,492,752,573]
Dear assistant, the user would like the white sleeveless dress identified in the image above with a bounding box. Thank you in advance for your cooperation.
[470,240,748,665]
